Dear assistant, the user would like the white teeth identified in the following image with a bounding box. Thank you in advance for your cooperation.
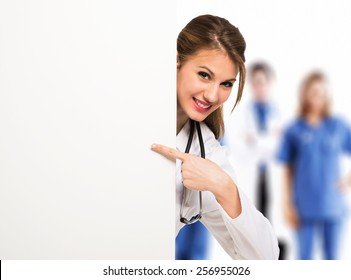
[195,99,211,109]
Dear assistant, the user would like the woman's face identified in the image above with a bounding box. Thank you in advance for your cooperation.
[177,49,238,122]
[304,80,328,114]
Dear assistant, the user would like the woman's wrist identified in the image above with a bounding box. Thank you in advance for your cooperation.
[211,173,242,219]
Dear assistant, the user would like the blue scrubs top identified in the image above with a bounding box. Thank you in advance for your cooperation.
[277,116,351,219]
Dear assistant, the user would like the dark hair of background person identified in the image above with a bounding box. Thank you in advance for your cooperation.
[248,61,275,81]
[177,14,246,139]
[298,71,331,118]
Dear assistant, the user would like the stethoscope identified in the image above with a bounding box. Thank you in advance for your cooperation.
[180,119,205,224]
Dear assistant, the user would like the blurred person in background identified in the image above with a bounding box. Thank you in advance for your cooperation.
[176,222,209,260]
[223,62,287,259]
[244,62,280,219]
[277,71,351,260]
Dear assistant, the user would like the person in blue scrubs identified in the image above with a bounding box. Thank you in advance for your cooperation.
[176,222,209,260]
[277,71,351,259]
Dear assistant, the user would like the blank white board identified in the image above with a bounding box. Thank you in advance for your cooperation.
[0,0,176,259]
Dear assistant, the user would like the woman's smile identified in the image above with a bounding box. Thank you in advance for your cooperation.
[192,97,212,112]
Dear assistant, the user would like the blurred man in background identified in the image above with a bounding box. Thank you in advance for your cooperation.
[245,62,280,218]
[224,61,287,259]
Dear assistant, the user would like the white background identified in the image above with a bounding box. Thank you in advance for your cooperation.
[177,0,351,259]
[0,0,176,259]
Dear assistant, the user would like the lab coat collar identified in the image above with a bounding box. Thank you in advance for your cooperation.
[176,120,191,153]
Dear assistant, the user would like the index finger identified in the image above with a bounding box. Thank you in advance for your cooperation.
[151,144,188,161]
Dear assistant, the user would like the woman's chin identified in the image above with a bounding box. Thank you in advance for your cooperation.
[186,111,209,122]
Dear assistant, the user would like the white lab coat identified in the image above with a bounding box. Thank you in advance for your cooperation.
[176,121,279,260]
[229,101,282,208]
[226,100,282,168]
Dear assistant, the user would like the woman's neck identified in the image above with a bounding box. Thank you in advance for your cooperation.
[305,111,324,126]
[177,104,189,135]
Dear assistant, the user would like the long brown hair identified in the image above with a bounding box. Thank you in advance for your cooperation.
[177,15,246,139]
[298,71,331,118]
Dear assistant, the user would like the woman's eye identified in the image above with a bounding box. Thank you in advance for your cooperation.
[221,81,233,88]
[198,71,210,80]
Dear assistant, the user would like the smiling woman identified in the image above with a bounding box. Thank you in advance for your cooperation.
[177,15,246,139]
[152,14,279,260]
[177,49,237,133]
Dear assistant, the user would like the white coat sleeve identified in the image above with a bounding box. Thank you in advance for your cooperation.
[201,146,279,260]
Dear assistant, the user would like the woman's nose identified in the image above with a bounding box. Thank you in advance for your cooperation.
[204,84,219,104]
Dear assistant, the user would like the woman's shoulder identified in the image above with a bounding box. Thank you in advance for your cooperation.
[283,118,304,136]
[326,115,347,126]
[325,115,351,133]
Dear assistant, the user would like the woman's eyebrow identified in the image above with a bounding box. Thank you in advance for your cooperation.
[199,66,215,76]
[226,78,237,82]
[198,66,236,82]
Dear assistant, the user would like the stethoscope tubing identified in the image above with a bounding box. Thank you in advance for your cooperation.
[180,120,205,224]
